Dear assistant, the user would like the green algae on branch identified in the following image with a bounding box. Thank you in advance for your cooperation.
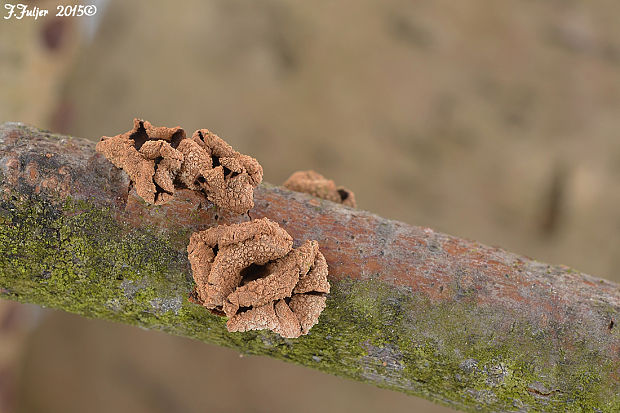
[0,194,187,322]
[0,193,618,412]
[1,123,620,412]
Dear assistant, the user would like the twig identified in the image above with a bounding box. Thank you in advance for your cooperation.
[0,122,619,412]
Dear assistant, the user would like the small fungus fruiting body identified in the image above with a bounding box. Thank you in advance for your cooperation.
[178,130,263,214]
[188,218,330,338]
[96,119,185,205]
[283,170,356,208]
[96,119,263,212]
[188,218,293,310]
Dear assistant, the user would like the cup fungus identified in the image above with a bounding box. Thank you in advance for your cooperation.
[187,218,330,338]
[96,119,185,205]
[98,120,333,339]
[96,119,263,212]
[283,170,356,207]
[177,129,263,214]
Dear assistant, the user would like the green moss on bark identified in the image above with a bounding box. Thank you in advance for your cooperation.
[0,192,618,412]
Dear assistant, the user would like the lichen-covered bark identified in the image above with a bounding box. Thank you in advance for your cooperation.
[0,122,619,412]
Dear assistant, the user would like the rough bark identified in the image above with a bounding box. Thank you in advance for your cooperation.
[0,122,619,412]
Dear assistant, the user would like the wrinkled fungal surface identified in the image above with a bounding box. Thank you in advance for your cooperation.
[283,170,356,207]
[188,218,293,309]
[177,129,263,214]
[188,218,330,338]
[96,119,263,212]
[96,119,185,205]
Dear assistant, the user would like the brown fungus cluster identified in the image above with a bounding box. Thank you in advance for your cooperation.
[95,119,185,205]
[188,218,330,338]
[96,119,263,213]
[283,170,356,208]
[98,120,337,339]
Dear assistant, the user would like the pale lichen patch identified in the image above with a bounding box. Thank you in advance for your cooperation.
[283,170,356,207]
[188,218,330,338]
[150,296,183,315]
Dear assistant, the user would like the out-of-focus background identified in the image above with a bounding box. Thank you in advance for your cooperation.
[1,0,620,412]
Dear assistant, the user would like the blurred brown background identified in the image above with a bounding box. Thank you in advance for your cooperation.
[1,0,620,412]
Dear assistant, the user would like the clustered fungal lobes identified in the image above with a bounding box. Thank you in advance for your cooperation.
[284,170,356,208]
[98,119,333,338]
[96,119,263,213]
[188,218,330,338]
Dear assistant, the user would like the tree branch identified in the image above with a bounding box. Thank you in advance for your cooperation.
[1,122,619,412]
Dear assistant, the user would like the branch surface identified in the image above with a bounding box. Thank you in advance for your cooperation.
[1,123,619,412]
